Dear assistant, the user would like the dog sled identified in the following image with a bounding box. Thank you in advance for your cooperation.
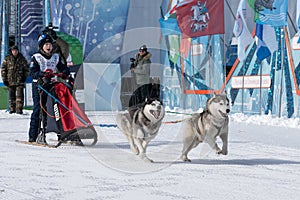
[36,70,98,147]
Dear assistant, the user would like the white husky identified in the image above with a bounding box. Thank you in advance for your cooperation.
[181,93,230,162]
[116,99,165,162]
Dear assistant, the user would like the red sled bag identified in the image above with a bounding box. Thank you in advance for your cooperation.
[38,76,97,147]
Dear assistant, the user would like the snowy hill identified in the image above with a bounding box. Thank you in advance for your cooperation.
[0,110,299,200]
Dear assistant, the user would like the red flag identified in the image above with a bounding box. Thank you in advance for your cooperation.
[176,0,224,38]
[179,37,192,58]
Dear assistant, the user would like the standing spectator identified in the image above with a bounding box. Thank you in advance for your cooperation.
[28,34,69,142]
[1,45,29,114]
[130,44,152,104]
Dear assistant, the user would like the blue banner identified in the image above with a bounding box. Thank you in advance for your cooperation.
[255,0,288,27]
[255,24,271,61]
[58,0,130,62]
[159,18,181,36]
[20,0,44,61]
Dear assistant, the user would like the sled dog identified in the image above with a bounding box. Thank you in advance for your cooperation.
[116,98,165,162]
[181,93,230,162]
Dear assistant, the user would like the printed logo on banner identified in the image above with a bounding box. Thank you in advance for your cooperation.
[176,0,224,38]
[231,75,271,89]
[190,1,210,33]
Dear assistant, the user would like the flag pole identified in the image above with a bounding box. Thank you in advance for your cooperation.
[242,60,245,113]
[208,35,212,94]
[190,37,196,110]
[278,27,285,118]
[259,59,263,115]
[287,12,297,35]
[223,33,226,91]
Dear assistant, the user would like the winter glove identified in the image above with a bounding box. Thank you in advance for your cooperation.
[61,68,70,79]
[36,71,45,78]
[61,72,69,79]
[3,81,9,86]
[43,69,54,78]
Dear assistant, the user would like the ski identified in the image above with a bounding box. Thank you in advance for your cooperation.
[15,140,58,148]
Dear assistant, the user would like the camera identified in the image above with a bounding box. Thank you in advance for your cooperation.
[46,22,59,30]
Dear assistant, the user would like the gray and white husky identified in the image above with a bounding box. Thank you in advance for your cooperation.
[116,99,165,162]
[181,93,230,162]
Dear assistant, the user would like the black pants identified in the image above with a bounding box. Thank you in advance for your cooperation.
[129,84,151,107]
[28,83,47,141]
[128,83,161,118]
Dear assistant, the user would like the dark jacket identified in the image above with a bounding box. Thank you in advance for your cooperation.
[1,52,29,86]
[132,52,151,85]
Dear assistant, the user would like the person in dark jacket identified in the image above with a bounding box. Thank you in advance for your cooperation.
[130,45,152,105]
[1,45,29,114]
[28,34,69,142]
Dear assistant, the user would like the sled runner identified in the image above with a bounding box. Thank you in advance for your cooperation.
[36,70,98,147]
[16,140,57,148]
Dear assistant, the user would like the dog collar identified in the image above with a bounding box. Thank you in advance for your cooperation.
[141,110,151,124]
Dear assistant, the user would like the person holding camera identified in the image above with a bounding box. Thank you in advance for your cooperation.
[28,34,69,143]
[129,45,152,105]
[1,45,29,114]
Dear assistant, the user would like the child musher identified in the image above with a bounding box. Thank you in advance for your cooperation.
[28,34,70,143]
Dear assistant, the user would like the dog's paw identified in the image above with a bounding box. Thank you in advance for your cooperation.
[181,155,191,162]
[216,150,228,155]
[131,146,139,155]
[143,157,153,163]
[140,153,153,163]
[222,150,228,155]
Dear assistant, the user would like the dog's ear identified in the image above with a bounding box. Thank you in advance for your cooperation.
[212,92,216,98]
[159,99,163,105]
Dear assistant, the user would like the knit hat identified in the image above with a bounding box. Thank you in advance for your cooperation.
[38,34,54,49]
[139,45,147,52]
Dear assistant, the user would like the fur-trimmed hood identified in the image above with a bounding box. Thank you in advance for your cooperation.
[136,52,152,62]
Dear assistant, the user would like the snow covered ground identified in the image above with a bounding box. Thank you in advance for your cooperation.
[0,110,300,200]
